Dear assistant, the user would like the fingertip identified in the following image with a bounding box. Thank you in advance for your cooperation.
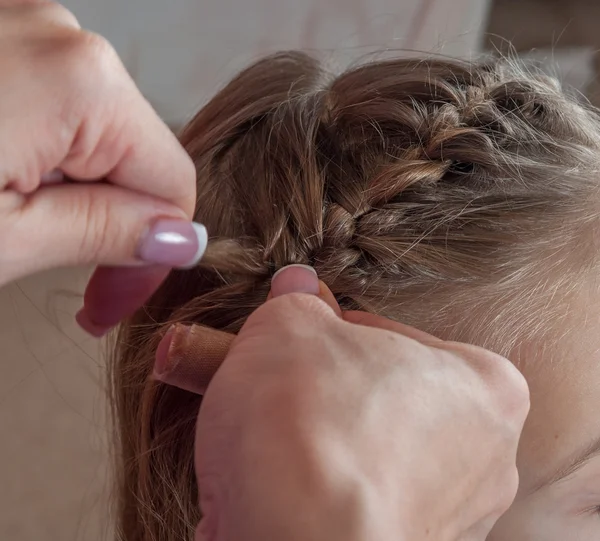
[80,265,170,332]
[75,308,110,337]
[137,219,208,268]
[268,266,342,316]
[270,264,319,297]
[154,324,177,377]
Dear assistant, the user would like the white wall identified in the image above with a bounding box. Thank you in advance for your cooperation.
[62,0,491,127]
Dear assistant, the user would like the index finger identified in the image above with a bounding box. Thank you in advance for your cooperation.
[22,23,198,216]
[58,58,197,216]
[102,88,197,217]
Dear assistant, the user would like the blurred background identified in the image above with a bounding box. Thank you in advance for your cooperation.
[1,0,597,539]
[487,0,600,105]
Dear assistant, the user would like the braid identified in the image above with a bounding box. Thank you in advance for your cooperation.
[110,51,600,541]
[192,53,600,314]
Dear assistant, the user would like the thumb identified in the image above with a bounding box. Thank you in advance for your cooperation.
[153,265,340,394]
[0,183,207,282]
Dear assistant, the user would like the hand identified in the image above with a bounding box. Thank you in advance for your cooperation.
[155,266,530,541]
[0,1,205,335]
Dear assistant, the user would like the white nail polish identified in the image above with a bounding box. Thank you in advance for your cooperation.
[272,264,317,280]
[180,223,208,269]
[139,220,208,269]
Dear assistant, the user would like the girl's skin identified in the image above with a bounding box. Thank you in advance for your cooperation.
[489,283,600,540]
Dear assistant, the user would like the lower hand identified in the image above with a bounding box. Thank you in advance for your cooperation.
[155,266,530,541]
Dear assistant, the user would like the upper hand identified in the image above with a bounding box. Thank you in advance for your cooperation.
[0,1,203,334]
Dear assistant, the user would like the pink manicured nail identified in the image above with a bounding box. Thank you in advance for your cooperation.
[137,219,207,268]
[271,264,319,297]
[75,308,110,338]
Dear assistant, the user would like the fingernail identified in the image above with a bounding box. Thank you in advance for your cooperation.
[155,324,175,376]
[75,308,110,338]
[154,324,192,377]
[40,169,64,184]
[137,219,208,268]
[153,323,233,394]
[271,264,319,297]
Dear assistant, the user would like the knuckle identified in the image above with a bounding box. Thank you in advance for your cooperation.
[51,30,124,129]
[442,342,530,423]
[505,368,530,416]
[496,467,520,514]
[35,3,81,29]
[4,2,80,30]
[61,30,120,88]
[491,358,530,422]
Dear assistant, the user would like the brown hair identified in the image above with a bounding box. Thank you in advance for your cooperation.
[109,51,600,540]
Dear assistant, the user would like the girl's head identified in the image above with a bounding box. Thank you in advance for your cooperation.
[110,52,600,540]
